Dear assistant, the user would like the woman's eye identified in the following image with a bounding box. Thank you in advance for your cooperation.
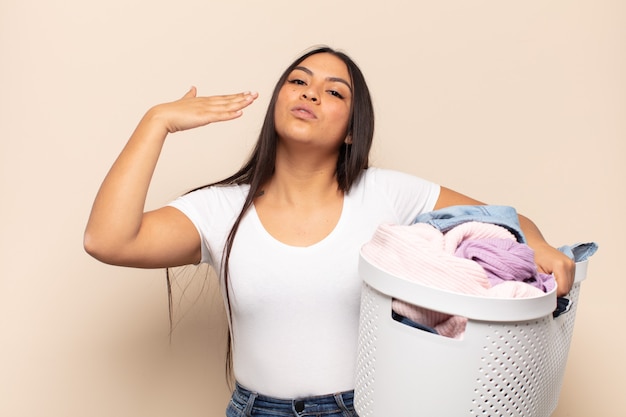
[288,79,306,86]
[328,90,344,99]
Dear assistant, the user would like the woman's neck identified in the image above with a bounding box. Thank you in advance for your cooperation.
[260,150,341,206]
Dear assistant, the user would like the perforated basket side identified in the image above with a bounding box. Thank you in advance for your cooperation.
[469,317,554,416]
[354,283,379,417]
[468,281,583,417]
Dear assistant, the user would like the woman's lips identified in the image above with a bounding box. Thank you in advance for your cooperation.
[291,105,317,119]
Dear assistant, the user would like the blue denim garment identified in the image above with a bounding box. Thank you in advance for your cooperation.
[413,205,526,243]
[558,242,599,262]
[226,382,358,417]
[553,242,598,317]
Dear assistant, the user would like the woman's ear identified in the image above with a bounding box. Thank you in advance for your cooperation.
[345,135,352,145]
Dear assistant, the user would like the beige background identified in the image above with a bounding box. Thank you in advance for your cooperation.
[1,0,624,416]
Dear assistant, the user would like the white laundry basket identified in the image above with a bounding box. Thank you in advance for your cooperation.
[354,253,588,417]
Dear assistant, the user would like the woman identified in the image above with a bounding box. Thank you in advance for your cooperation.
[84,46,574,416]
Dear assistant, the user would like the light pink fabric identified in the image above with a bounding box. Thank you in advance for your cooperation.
[361,222,546,339]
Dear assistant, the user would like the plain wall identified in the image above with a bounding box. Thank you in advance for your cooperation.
[1,0,624,416]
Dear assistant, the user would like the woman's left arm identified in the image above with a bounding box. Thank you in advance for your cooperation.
[435,187,576,296]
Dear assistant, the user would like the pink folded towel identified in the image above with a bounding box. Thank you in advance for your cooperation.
[361,222,549,339]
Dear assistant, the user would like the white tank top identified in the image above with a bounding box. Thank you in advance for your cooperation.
[168,167,440,398]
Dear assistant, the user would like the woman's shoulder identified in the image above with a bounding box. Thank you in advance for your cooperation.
[189,182,249,195]
[170,182,250,210]
[356,166,431,188]
[352,167,440,221]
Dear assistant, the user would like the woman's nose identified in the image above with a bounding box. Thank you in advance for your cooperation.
[302,90,318,102]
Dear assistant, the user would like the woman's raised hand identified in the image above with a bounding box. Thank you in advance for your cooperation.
[147,87,259,134]
[83,87,258,267]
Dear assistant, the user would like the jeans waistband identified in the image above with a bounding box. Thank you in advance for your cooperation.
[232,382,355,416]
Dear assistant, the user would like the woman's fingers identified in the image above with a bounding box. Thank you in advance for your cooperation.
[200,91,258,110]
[191,91,258,122]
[155,90,259,133]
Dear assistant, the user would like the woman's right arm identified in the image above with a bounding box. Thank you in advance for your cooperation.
[83,87,258,268]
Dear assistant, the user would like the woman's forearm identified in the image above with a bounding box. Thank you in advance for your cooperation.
[518,214,548,248]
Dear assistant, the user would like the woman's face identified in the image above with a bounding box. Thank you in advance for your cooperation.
[274,53,353,152]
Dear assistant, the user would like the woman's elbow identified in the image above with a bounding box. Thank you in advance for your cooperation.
[83,230,123,265]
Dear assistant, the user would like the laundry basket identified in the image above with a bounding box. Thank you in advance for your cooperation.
[354,253,589,417]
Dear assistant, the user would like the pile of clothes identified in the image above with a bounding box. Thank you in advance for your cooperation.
[361,205,597,339]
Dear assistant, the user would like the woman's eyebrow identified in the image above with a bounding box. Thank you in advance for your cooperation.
[293,66,353,92]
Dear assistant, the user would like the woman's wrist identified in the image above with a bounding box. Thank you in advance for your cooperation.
[137,106,172,140]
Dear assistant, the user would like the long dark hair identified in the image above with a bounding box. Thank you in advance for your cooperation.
[167,45,375,381]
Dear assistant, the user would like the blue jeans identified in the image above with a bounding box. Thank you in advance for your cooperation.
[226,382,359,417]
